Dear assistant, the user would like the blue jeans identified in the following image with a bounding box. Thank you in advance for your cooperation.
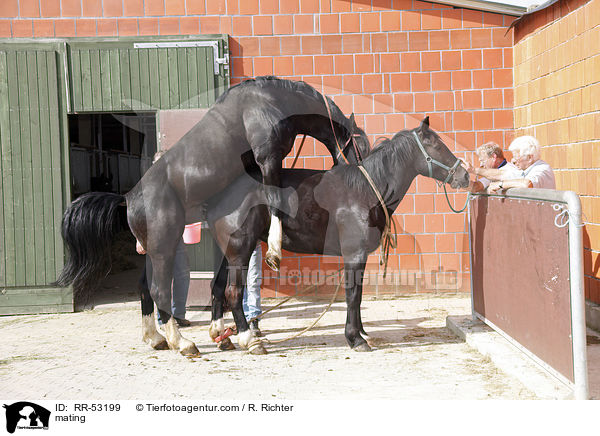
[145,240,190,323]
[242,244,262,321]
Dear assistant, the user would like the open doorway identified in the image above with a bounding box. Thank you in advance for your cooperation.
[67,112,158,306]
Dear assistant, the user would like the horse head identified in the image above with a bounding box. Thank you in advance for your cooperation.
[412,116,470,189]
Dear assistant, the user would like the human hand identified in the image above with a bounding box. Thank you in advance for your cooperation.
[462,159,477,175]
[487,181,503,193]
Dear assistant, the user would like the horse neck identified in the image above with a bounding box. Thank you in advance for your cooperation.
[360,140,419,212]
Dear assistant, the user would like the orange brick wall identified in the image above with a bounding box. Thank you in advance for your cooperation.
[513,0,600,304]
[1,0,516,297]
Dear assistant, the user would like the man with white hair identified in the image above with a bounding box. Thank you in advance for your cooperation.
[466,136,555,191]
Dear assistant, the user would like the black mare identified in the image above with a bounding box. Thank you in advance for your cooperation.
[200,117,470,353]
[55,76,370,355]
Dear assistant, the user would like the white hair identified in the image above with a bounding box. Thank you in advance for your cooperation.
[508,136,540,160]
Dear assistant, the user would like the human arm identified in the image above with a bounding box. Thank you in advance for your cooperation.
[488,178,533,193]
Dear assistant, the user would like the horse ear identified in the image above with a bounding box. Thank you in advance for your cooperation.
[421,116,430,128]
[349,113,356,126]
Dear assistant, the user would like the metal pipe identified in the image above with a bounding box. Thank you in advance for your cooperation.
[564,190,589,400]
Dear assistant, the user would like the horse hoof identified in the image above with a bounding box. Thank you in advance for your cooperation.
[353,342,372,352]
[180,343,200,356]
[218,338,236,351]
[265,253,280,271]
[249,343,268,355]
[151,339,169,350]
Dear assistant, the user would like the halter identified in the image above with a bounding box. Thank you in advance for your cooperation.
[412,130,470,213]
[412,131,461,185]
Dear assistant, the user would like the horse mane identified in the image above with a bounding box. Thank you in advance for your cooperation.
[216,76,353,135]
[337,130,416,200]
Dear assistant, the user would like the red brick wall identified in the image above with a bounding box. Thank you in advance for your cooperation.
[1,0,516,297]
[513,0,600,304]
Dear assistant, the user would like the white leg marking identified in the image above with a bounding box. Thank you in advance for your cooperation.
[141,313,167,349]
[208,318,225,340]
[164,318,198,355]
[266,215,283,261]
[237,330,255,349]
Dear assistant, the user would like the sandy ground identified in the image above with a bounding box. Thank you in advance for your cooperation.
[0,282,540,400]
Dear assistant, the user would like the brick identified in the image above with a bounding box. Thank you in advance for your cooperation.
[238,0,259,15]
[145,0,165,16]
[354,94,373,113]
[391,73,410,92]
[442,9,462,29]
[117,18,137,36]
[394,93,413,112]
[342,34,363,53]
[473,70,492,88]
[198,16,217,33]
[374,94,393,113]
[463,49,482,69]
[441,50,461,70]
[432,71,452,90]
[319,14,339,33]
[232,16,252,36]
[482,48,503,69]
[0,0,18,17]
[429,30,449,50]
[104,0,122,17]
[54,19,76,36]
[462,9,483,28]
[280,36,301,55]
[355,54,374,74]
[165,0,185,15]
[294,56,313,75]
[380,53,400,73]
[452,71,471,89]
[494,109,513,129]
[301,35,321,54]
[414,92,434,112]
[231,57,252,77]
[180,17,199,34]
[422,10,442,30]
[400,52,420,72]
[139,18,159,35]
[61,0,81,17]
[435,91,454,111]
[370,33,387,52]
[381,11,401,31]
[483,11,504,28]
[76,18,96,36]
[493,28,512,48]
[361,12,380,32]
[453,112,473,130]
[97,18,117,35]
[12,19,32,36]
[388,32,408,51]
[274,15,293,35]
[19,0,40,17]
[422,52,441,71]
[340,13,359,33]
[321,35,342,54]
[314,55,334,75]
[294,14,314,34]
[33,19,54,36]
[483,89,503,108]
[402,10,421,31]
[206,0,226,14]
[280,0,300,14]
[409,31,429,51]
[40,0,60,17]
[253,16,273,35]
[411,72,430,92]
[260,37,280,56]
[274,56,293,76]
[365,114,385,133]
[450,30,471,49]
[436,234,455,252]
[159,17,179,34]
[493,68,513,88]
[473,110,493,129]
[253,57,273,76]
[186,0,205,15]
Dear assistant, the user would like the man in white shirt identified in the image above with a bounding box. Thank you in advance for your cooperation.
[466,136,555,192]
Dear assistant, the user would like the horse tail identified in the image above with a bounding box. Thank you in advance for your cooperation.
[53,192,126,301]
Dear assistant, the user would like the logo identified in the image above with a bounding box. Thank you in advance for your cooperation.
[3,402,50,433]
